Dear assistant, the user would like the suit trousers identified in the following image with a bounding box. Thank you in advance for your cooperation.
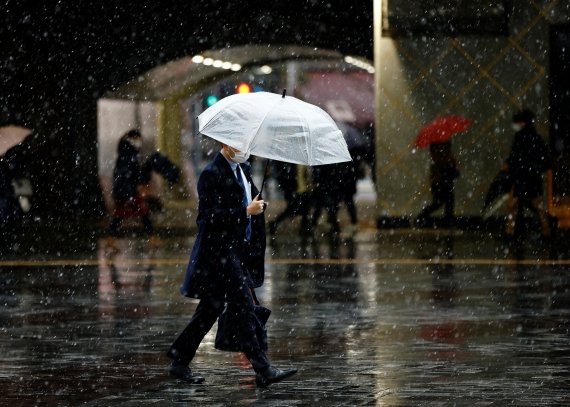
[505,194,550,237]
[418,183,454,221]
[167,282,271,373]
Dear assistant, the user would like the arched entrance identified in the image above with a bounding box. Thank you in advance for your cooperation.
[97,45,376,215]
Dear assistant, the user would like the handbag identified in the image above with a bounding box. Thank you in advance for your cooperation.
[215,288,271,352]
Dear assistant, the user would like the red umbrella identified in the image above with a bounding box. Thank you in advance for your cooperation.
[415,116,473,148]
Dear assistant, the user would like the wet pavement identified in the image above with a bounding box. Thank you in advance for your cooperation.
[1,229,570,406]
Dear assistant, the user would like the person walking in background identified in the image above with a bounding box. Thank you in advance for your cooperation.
[0,154,23,254]
[311,163,343,234]
[362,123,377,185]
[311,161,359,235]
[336,121,363,235]
[167,143,297,387]
[311,121,363,236]
[503,109,551,239]
[416,141,460,226]
[268,162,312,236]
[105,129,158,249]
[339,160,359,234]
[0,155,22,228]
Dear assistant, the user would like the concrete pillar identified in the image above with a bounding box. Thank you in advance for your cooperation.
[373,0,383,224]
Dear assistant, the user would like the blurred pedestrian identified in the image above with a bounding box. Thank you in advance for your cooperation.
[416,141,460,226]
[312,161,359,235]
[0,154,23,255]
[105,129,157,249]
[0,156,22,227]
[268,162,312,236]
[310,121,364,235]
[340,161,359,234]
[503,109,551,238]
[0,148,24,254]
[337,121,363,234]
[311,163,343,234]
[167,144,297,387]
[141,151,181,213]
[362,123,376,185]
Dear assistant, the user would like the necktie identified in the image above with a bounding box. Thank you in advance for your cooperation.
[235,166,252,241]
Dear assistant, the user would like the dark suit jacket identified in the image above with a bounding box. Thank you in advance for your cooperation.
[181,152,266,299]
[507,125,551,198]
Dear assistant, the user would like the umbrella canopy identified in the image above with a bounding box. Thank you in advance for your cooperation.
[415,116,473,148]
[0,125,32,156]
[198,91,352,166]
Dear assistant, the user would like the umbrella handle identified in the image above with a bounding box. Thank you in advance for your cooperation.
[259,88,281,199]
[258,159,270,200]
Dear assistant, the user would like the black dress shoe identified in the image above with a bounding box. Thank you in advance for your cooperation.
[169,364,205,384]
[255,366,297,388]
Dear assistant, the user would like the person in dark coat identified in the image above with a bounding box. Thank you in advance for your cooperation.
[167,144,297,387]
[313,121,361,235]
[0,157,22,227]
[106,130,156,246]
[503,109,551,238]
[268,162,312,236]
[141,151,181,213]
[311,161,358,234]
[0,153,24,254]
[416,141,459,225]
[311,163,342,234]
[338,160,359,234]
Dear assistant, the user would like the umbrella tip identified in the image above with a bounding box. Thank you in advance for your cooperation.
[282,89,286,98]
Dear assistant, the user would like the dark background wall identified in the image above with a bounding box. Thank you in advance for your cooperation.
[0,0,373,220]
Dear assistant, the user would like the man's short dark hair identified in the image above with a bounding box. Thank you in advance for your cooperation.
[512,109,535,124]
[124,129,142,139]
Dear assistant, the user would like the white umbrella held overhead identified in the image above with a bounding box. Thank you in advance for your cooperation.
[198,90,352,193]
[198,90,352,165]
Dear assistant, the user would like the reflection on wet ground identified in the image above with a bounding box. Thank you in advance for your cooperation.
[0,231,569,406]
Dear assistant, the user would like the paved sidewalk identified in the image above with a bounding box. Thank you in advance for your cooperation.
[1,231,569,406]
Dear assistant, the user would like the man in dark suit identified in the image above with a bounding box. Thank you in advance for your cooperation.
[504,109,551,238]
[167,144,297,387]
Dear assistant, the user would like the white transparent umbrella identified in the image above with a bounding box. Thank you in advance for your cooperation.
[198,90,352,166]
[0,125,32,156]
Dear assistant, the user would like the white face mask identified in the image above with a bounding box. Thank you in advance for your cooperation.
[129,138,143,150]
[512,123,524,132]
[228,148,250,163]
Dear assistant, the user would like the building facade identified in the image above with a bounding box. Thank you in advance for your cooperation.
[375,1,570,218]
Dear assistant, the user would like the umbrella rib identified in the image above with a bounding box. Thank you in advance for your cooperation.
[299,108,312,165]
[245,96,283,153]
[198,92,350,166]
[200,97,253,148]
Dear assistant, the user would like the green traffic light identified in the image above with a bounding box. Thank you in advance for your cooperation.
[206,95,219,106]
